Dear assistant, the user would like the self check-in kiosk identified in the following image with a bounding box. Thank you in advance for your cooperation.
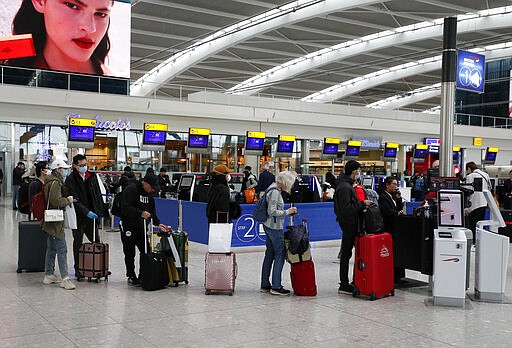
[177,174,196,201]
[475,189,508,302]
[433,189,470,308]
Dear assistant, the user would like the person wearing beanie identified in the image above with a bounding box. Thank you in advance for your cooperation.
[110,166,137,193]
[206,164,232,223]
[334,160,372,294]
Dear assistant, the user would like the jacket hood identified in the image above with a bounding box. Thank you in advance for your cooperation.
[124,171,135,179]
[45,172,63,185]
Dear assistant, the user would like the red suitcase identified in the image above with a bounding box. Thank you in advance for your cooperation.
[205,252,237,295]
[78,222,110,282]
[353,233,394,300]
[290,260,317,296]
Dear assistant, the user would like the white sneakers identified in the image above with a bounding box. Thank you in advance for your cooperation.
[60,277,76,290]
[42,274,62,285]
[42,274,75,290]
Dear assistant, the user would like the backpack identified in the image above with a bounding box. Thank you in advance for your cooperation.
[413,178,424,191]
[18,179,35,214]
[111,191,123,217]
[31,188,45,220]
[364,189,379,205]
[361,203,384,235]
[284,223,310,255]
[252,187,279,222]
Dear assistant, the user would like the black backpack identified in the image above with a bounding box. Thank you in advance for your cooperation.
[18,178,35,214]
[111,191,123,218]
[361,203,384,235]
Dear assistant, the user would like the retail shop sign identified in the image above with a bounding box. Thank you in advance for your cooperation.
[65,113,131,131]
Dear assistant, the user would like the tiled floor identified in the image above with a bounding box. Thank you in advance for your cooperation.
[2,196,512,347]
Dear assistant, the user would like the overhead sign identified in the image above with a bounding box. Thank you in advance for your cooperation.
[189,127,210,136]
[69,118,96,127]
[457,50,485,93]
[424,138,440,146]
[144,123,168,131]
[473,137,482,146]
[325,137,341,145]
[247,131,266,139]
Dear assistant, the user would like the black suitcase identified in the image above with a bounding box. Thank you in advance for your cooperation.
[139,220,168,291]
[17,221,47,273]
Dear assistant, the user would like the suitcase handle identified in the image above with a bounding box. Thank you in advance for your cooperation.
[357,258,366,271]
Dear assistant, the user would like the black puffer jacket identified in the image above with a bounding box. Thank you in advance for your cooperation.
[121,181,160,228]
[334,173,364,232]
[206,173,230,223]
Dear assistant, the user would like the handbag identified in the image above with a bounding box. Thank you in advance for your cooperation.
[64,203,78,229]
[44,181,64,222]
[208,211,233,253]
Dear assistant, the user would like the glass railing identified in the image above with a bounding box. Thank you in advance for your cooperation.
[2,65,511,129]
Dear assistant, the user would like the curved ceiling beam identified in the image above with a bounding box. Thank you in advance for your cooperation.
[130,0,381,97]
[229,7,512,95]
[301,43,512,103]
[367,83,441,109]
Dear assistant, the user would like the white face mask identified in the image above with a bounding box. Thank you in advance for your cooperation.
[226,174,231,183]
[43,169,51,175]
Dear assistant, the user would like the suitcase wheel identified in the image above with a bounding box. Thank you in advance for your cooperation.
[95,278,100,283]
[370,292,376,301]
[16,269,22,273]
[185,280,189,284]
[205,290,211,295]
[229,292,233,296]
[173,282,179,288]
[352,286,360,297]
[88,278,92,282]
[391,289,395,296]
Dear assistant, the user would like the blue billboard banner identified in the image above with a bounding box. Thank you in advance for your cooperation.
[456,50,485,93]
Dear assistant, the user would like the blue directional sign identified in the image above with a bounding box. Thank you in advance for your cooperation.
[456,50,485,93]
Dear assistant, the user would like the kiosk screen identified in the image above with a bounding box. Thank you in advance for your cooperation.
[437,190,464,227]
[179,176,193,188]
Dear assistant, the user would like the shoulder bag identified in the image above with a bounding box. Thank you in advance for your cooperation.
[44,181,65,222]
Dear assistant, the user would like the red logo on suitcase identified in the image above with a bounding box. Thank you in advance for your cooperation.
[380,245,390,258]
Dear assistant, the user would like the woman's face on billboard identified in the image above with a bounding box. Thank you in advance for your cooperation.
[32,0,112,71]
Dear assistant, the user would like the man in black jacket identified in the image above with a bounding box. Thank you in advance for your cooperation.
[120,174,167,286]
[12,162,26,209]
[334,160,372,294]
[206,164,232,223]
[109,166,138,192]
[158,167,171,198]
[65,154,107,280]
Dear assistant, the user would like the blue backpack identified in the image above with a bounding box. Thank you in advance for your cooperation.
[252,187,279,222]
[414,178,424,191]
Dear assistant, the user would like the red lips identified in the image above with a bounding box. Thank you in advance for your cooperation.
[72,37,94,49]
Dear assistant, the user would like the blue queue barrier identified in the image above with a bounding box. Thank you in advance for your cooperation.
[154,199,341,247]
[405,201,422,215]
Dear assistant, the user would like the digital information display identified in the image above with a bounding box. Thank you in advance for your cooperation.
[438,191,464,227]
[0,0,131,78]
[384,148,397,158]
[188,128,210,148]
[143,123,167,145]
[246,131,265,150]
[68,118,96,142]
[346,146,360,156]
[277,140,294,152]
[485,150,497,162]
[323,137,340,155]
[414,148,427,158]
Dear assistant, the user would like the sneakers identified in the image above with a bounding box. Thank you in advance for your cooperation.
[260,286,271,293]
[270,287,291,296]
[42,274,62,285]
[338,283,354,294]
[127,276,140,286]
[60,277,76,290]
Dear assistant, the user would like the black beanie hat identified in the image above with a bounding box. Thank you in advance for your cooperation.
[344,160,361,176]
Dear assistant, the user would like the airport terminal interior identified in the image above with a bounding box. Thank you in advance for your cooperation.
[2,199,512,348]
[3,0,512,347]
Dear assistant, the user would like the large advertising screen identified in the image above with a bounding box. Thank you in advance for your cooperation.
[0,0,131,78]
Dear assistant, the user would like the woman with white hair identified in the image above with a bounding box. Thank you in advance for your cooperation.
[260,171,298,296]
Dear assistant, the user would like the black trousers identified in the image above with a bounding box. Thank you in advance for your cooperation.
[120,221,147,278]
[72,219,100,274]
[338,224,357,286]
[467,206,486,244]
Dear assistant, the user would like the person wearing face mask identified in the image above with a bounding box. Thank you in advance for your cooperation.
[206,164,233,224]
[42,159,75,290]
[65,154,107,280]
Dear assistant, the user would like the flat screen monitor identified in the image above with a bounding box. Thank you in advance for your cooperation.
[323,143,339,155]
[277,140,294,153]
[384,148,397,158]
[362,177,374,189]
[437,190,464,228]
[246,136,264,150]
[413,148,428,159]
[68,125,95,142]
[188,134,209,148]
[143,130,166,145]
[0,0,131,78]
[484,149,497,162]
[453,151,460,162]
[346,145,360,156]
[429,177,460,191]
[178,175,193,189]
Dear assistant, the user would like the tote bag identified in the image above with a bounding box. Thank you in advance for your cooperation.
[208,222,233,253]
[64,203,77,229]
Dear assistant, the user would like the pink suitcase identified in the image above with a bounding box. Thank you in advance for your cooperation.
[204,252,237,295]
[78,221,110,282]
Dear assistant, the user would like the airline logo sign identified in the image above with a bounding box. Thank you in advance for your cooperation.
[189,128,210,136]
[69,118,96,127]
[457,50,485,93]
[144,123,168,131]
[247,131,266,139]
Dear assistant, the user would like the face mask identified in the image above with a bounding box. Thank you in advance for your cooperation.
[79,166,88,174]
[43,169,51,175]
[62,170,69,178]
[226,174,231,183]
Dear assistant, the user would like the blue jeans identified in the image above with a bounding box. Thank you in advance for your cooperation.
[45,235,69,278]
[261,225,285,290]
[12,185,20,209]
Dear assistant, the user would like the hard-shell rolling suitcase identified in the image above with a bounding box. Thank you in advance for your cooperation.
[140,219,169,291]
[353,232,394,300]
[170,230,189,285]
[204,252,237,295]
[17,221,47,273]
[78,221,110,282]
[290,260,317,296]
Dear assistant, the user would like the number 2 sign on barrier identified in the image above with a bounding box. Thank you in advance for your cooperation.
[234,214,266,244]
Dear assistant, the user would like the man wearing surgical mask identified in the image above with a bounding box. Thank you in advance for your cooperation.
[65,154,107,280]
